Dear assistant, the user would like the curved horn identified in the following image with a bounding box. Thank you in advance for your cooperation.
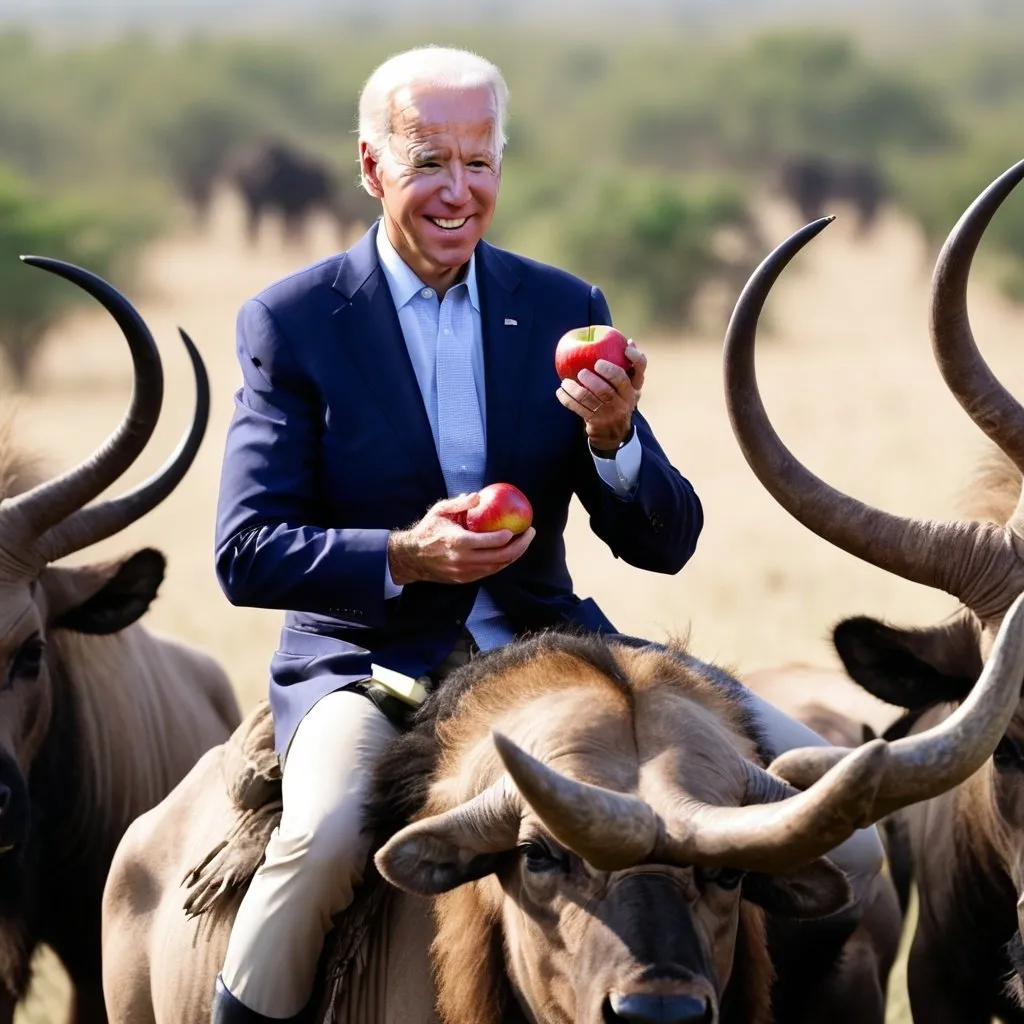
[492,731,658,870]
[493,596,1024,875]
[492,727,888,874]
[770,590,1024,815]
[930,159,1024,477]
[38,328,210,562]
[723,218,1002,605]
[2,257,163,541]
[652,741,891,873]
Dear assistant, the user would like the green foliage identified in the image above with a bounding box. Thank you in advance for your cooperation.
[560,176,758,332]
[0,167,162,386]
[3,22,1024,328]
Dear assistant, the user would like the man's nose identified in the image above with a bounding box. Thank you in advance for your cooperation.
[441,166,471,204]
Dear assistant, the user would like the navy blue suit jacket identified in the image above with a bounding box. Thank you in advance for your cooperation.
[215,224,703,752]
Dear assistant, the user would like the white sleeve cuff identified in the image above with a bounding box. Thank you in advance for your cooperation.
[384,540,404,599]
[592,426,642,498]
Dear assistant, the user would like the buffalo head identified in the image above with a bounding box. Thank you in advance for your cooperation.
[0,258,208,856]
[374,620,1024,1024]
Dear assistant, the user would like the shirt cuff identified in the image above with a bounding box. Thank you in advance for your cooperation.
[592,426,642,498]
[384,538,404,599]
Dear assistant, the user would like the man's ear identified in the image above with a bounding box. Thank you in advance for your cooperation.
[44,548,166,635]
[743,857,853,920]
[359,140,385,199]
[833,609,980,709]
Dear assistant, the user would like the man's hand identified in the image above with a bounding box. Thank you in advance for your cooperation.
[557,341,647,452]
[388,493,536,586]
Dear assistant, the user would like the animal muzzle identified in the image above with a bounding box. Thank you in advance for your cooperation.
[0,753,30,853]
[602,992,714,1023]
[580,874,719,1024]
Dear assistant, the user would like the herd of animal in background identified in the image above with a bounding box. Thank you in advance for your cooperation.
[176,135,886,249]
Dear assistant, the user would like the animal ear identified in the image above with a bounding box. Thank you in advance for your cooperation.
[743,857,852,919]
[45,548,166,635]
[375,819,508,896]
[832,609,980,709]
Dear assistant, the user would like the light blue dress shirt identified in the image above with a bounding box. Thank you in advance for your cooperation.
[375,226,642,651]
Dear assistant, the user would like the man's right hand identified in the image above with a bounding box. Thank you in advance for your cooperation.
[387,493,536,586]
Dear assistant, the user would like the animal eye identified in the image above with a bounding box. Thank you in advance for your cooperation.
[519,841,567,874]
[7,635,45,688]
[701,867,746,890]
[994,735,1024,771]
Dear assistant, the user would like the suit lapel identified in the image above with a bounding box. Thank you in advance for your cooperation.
[477,242,535,485]
[331,225,446,496]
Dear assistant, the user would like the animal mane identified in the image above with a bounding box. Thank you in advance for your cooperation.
[0,420,44,500]
[188,632,777,1023]
[43,629,196,862]
[958,445,1023,526]
[370,630,772,1024]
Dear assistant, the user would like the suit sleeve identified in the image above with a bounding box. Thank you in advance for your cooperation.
[572,286,704,574]
[214,298,392,625]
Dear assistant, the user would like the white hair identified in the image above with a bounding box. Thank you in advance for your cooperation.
[357,46,509,160]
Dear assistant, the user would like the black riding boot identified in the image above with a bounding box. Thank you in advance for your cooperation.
[211,975,308,1024]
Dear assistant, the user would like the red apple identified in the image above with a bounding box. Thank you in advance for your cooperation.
[464,483,533,535]
[555,324,634,383]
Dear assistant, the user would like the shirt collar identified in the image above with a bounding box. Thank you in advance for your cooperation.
[375,222,480,312]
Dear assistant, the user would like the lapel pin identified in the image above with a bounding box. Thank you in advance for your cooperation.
[504,317,518,326]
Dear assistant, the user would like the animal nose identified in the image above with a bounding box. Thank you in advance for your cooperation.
[605,993,714,1024]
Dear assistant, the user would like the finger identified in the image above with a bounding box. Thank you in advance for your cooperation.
[452,527,517,549]
[625,345,647,391]
[557,386,598,420]
[458,524,535,561]
[593,360,636,403]
[577,368,622,405]
[560,378,604,412]
[466,528,536,574]
[432,492,481,516]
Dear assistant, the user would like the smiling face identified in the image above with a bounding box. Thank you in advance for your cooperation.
[360,82,501,293]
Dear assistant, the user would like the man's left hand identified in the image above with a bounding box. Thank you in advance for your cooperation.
[557,341,647,452]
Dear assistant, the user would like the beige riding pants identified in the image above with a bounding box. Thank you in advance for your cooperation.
[220,688,398,1017]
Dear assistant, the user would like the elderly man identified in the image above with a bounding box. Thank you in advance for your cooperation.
[211,45,878,1023]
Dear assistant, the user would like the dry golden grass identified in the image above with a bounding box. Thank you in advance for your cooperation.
[13,190,1024,1022]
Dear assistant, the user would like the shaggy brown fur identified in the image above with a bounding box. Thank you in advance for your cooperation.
[187,632,779,1024]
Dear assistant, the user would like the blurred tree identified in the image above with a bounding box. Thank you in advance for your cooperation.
[560,176,758,332]
[0,168,160,387]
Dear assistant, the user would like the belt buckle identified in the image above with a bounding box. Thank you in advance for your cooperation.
[368,663,428,708]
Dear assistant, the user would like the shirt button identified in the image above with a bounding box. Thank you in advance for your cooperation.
[443,328,451,335]
[420,287,433,299]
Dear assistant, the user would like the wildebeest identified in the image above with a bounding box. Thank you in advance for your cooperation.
[777,156,886,235]
[739,668,906,1021]
[222,139,380,246]
[0,258,241,1022]
[724,157,1024,1022]
[99,587,1024,1024]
